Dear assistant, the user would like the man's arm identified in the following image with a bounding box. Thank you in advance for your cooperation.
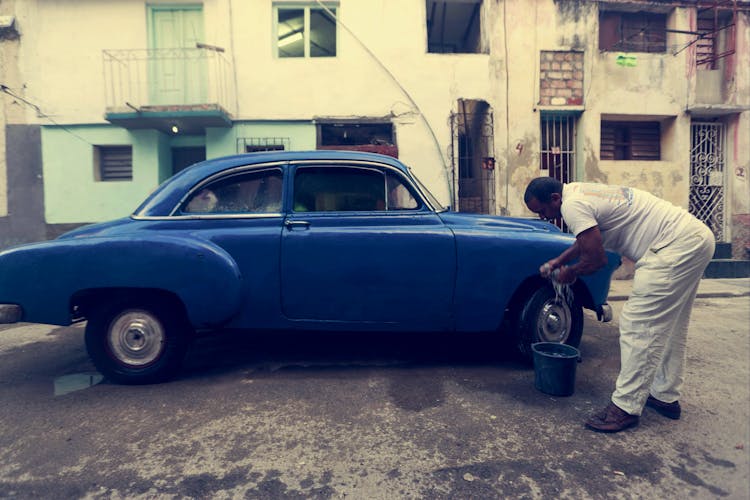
[555,226,608,283]
[544,240,582,272]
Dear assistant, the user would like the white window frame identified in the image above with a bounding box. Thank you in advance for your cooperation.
[273,2,339,59]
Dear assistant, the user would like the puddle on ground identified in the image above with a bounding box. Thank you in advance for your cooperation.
[54,372,104,396]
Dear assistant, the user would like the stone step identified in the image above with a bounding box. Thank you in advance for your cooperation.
[704,259,750,279]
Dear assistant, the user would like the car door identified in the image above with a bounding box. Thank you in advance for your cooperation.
[280,162,456,330]
[176,166,286,329]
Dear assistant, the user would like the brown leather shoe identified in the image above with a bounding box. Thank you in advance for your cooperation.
[585,403,639,433]
[646,395,681,420]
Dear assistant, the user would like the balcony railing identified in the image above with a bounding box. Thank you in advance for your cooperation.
[103,47,235,117]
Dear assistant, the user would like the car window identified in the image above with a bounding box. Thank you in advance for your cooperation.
[386,172,419,210]
[293,166,386,212]
[182,169,283,214]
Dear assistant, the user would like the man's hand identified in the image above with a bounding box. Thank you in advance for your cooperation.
[553,265,577,285]
[540,259,560,278]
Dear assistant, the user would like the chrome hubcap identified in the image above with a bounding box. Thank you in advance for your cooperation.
[108,310,165,367]
[536,299,571,343]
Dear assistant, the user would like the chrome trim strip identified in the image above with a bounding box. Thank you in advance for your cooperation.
[135,158,437,219]
[131,213,284,221]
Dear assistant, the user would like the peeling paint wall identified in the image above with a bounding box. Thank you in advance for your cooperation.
[487,1,695,213]
[484,0,748,252]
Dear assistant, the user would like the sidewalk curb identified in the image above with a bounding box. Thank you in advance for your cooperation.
[608,291,750,302]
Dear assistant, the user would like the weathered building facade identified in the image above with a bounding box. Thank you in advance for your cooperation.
[1,0,748,258]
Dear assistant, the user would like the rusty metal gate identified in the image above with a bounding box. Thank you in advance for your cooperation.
[690,122,725,241]
[451,101,495,214]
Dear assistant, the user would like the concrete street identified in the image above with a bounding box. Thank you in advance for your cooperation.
[0,279,748,498]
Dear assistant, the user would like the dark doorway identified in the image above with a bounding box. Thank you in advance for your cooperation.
[317,122,398,158]
[172,147,206,175]
[451,99,495,214]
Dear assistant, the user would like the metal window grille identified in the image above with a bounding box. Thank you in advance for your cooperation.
[540,114,576,230]
[540,114,576,184]
[599,12,667,53]
[96,146,133,181]
[690,122,725,241]
[237,137,290,153]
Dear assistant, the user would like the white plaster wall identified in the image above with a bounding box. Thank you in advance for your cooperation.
[729,112,750,215]
[13,0,493,205]
[231,0,490,202]
[12,0,748,218]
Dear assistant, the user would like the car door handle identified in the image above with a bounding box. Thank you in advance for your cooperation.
[284,220,310,230]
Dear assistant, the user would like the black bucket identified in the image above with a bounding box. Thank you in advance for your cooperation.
[532,342,580,397]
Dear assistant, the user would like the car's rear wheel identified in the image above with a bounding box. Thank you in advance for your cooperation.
[515,284,583,361]
[85,301,191,384]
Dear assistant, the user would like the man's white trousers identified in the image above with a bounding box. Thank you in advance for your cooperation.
[612,220,715,415]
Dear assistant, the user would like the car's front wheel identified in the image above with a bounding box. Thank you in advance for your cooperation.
[85,301,191,384]
[515,284,583,361]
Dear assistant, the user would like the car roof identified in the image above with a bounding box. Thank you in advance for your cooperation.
[133,150,412,217]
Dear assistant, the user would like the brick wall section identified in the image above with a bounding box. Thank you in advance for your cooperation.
[539,51,584,106]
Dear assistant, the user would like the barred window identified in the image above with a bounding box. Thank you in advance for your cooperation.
[599,11,666,53]
[94,146,133,181]
[600,122,660,161]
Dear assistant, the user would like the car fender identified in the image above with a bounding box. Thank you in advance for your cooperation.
[0,235,243,327]
[451,228,618,331]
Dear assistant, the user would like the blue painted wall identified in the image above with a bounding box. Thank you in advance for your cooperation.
[41,122,316,224]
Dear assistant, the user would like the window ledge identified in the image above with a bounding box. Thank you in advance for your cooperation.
[535,105,585,113]
[687,104,750,117]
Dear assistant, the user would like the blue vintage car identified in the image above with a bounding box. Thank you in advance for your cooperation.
[0,151,619,384]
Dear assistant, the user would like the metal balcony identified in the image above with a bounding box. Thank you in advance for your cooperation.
[103,46,235,134]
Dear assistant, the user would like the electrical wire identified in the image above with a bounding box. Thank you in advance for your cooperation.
[503,0,510,215]
[312,0,453,201]
[0,84,93,146]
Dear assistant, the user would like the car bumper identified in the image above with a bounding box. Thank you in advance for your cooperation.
[596,303,613,323]
[0,304,22,323]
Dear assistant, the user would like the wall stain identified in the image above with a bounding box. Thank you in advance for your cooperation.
[650,171,665,198]
[553,0,593,24]
[584,140,608,183]
[557,34,586,50]
[504,133,542,214]
[671,171,684,186]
